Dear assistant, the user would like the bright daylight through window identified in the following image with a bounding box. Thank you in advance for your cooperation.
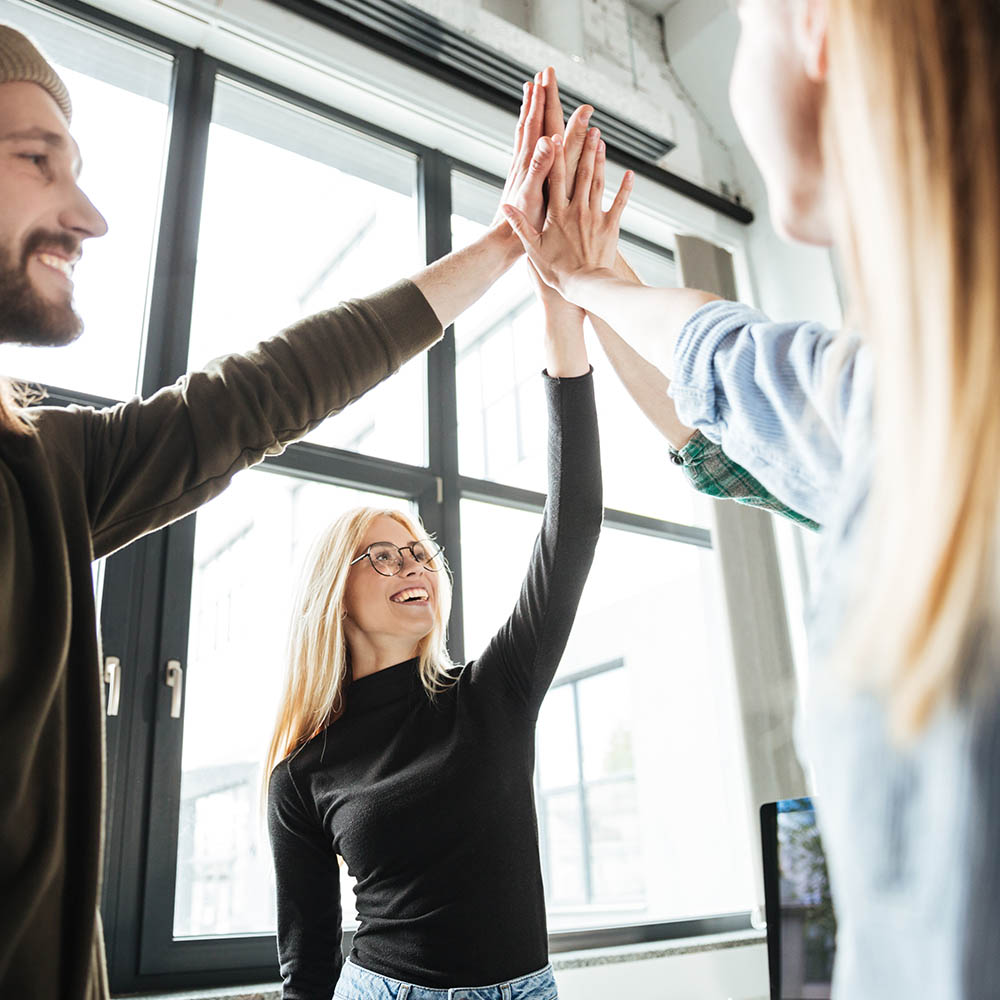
[1,0,759,988]
[0,0,171,400]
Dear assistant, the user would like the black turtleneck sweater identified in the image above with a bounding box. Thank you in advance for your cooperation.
[267,370,602,998]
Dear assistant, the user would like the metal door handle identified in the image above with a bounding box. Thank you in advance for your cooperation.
[104,656,121,717]
[165,659,184,719]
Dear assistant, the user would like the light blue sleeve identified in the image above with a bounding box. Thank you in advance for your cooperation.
[668,300,861,526]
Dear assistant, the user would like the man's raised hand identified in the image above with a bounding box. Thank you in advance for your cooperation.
[502,128,634,303]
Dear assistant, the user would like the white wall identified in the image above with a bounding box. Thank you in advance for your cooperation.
[662,5,842,326]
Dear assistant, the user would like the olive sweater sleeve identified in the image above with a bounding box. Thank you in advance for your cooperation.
[34,279,441,559]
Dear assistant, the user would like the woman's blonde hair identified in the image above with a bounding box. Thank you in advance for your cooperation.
[263,506,453,797]
[824,0,1000,736]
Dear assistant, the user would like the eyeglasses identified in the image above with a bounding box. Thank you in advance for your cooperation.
[349,539,445,577]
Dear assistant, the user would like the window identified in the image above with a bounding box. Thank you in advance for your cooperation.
[0,0,173,400]
[175,474,410,938]
[461,501,755,933]
[187,78,426,465]
[451,171,711,526]
[7,1,762,992]
[537,662,644,913]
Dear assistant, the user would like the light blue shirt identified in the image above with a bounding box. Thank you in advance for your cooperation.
[669,300,863,526]
[670,300,1000,1000]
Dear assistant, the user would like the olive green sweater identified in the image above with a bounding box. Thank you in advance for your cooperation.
[0,280,442,1000]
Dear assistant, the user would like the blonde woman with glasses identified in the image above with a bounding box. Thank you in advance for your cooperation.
[263,113,631,1000]
[502,2,1000,997]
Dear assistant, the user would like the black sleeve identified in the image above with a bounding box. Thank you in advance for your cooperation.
[473,368,603,718]
[267,761,344,1000]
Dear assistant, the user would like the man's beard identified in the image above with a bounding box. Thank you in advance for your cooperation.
[0,230,84,347]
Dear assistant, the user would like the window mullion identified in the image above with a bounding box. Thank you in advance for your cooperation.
[87,36,221,994]
[571,682,594,906]
[140,47,218,396]
[99,533,166,989]
[420,149,464,662]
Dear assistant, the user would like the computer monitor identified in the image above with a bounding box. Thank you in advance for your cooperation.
[760,797,837,1000]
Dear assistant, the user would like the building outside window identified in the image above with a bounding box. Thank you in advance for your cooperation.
[536,661,644,916]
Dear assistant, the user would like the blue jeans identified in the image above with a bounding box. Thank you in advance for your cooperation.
[334,959,558,1000]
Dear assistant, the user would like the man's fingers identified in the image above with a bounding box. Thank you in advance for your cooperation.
[606,170,635,228]
[541,66,565,142]
[590,140,606,213]
[562,104,593,198]
[573,127,600,208]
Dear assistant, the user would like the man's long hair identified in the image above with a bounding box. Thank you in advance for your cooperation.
[0,377,38,436]
[826,0,1000,737]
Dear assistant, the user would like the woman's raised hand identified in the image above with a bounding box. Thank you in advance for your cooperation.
[502,127,634,304]
[493,72,557,236]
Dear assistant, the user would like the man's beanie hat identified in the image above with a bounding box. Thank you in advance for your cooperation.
[0,25,71,122]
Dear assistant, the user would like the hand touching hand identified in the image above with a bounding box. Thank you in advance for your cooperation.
[502,129,634,303]
[533,65,594,204]
[523,67,634,297]
[493,73,556,238]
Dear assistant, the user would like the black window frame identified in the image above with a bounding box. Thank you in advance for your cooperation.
[10,0,755,993]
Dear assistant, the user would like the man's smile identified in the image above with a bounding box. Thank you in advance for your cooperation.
[35,250,75,280]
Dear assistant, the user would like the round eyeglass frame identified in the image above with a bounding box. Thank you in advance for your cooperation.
[349,539,445,577]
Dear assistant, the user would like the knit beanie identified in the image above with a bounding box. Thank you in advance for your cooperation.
[0,24,71,122]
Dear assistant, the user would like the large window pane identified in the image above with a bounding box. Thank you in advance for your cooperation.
[539,664,644,912]
[0,0,172,399]
[586,781,643,902]
[186,78,425,465]
[452,172,710,527]
[537,685,580,790]
[543,791,587,906]
[174,470,410,937]
[461,499,754,930]
[577,666,633,781]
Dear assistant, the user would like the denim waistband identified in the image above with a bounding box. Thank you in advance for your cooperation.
[335,959,557,1000]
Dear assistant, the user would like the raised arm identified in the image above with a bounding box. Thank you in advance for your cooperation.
[669,300,861,524]
[502,84,850,524]
[502,69,719,354]
[268,762,343,1000]
[586,252,699,448]
[43,75,562,559]
[473,351,601,718]
[472,133,620,716]
[411,75,556,327]
[588,256,820,528]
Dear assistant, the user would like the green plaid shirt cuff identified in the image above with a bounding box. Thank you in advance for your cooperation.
[669,430,821,532]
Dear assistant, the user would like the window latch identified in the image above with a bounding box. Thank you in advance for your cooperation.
[165,659,184,719]
[103,656,121,717]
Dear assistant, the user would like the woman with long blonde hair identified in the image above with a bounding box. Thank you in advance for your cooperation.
[264,114,630,1000]
[502,1,1000,995]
